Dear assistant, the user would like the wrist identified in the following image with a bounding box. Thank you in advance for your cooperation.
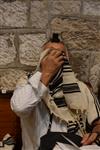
[92,126,100,145]
[40,72,52,86]
[92,124,100,134]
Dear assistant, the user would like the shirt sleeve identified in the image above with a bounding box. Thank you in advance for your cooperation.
[10,71,48,118]
[85,85,100,125]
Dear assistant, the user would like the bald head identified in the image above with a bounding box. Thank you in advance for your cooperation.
[43,41,64,51]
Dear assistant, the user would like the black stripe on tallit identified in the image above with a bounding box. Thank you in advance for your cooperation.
[49,85,63,96]
[63,83,80,93]
[54,97,67,107]
[94,98,100,118]
[63,66,72,69]
[52,87,63,95]
[63,66,72,72]
[63,59,70,65]
[49,77,63,91]
[63,70,72,73]
[51,67,63,83]
[67,123,79,133]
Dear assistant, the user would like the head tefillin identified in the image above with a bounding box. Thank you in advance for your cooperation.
[50,33,60,43]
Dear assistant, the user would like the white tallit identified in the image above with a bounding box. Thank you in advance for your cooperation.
[36,48,87,124]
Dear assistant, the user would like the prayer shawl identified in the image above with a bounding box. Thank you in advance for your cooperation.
[37,49,87,125]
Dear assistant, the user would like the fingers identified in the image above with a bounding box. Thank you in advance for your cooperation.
[50,49,64,57]
[50,49,67,61]
[81,133,98,145]
[81,133,90,144]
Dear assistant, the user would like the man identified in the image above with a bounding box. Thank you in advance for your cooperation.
[11,33,100,150]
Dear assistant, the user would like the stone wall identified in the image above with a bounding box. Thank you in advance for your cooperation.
[0,0,100,92]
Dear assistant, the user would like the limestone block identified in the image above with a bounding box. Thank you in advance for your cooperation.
[0,34,16,65]
[88,51,100,93]
[70,51,91,82]
[31,0,48,29]
[51,18,100,51]
[89,63,100,94]
[83,0,100,16]
[0,0,27,27]
[19,34,46,66]
[89,52,100,67]
[0,69,26,91]
[51,0,81,16]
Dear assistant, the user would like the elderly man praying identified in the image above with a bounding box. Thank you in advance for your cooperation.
[11,33,100,150]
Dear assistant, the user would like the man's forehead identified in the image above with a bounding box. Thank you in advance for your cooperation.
[44,42,65,50]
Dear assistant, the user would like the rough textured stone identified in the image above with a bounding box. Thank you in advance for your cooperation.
[31,0,48,29]
[0,0,27,27]
[74,50,100,84]
[89,63,100,94]
[19,34,46,66]
[89,52,100,68]
[67,50,100,83]
[0,0,99,91]
[70,51,91,82]
[88,51,100,93]
[0,69,26,91]
[83,0,100,16]
[51,0,81,16]
[51,18,100,51]
[0,34,16,65]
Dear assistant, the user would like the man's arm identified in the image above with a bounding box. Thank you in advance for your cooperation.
[11,48,65,118]
[81,85,100,145]
[11,71,48,118]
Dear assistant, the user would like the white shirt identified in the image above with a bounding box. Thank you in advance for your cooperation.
[10,72,100,150]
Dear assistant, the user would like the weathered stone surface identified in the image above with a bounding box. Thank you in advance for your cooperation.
[83,0,100,16]
[0,69,26,91]
[19,34,46,66]
[70,51,91,82]
[0,34,16,65]
[89,52,100,68]
[31,0,48,29]
[88,51,100,93]
[89,63,100,94]
[71,51,100,84]
[51,18,100,51]
[0,0,99,92]
[0,0,27,27]
[51,0,81,16]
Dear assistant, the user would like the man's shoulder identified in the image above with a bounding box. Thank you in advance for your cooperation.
[77,79,90,90]
[77,79,86,86]
[16,71,39,87]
